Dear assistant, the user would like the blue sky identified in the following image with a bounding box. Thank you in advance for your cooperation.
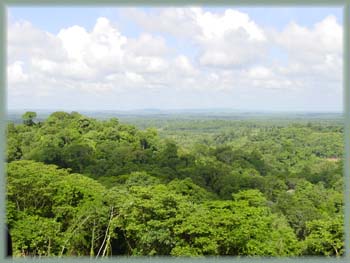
[7,6,343,112]
[8,7,343,33]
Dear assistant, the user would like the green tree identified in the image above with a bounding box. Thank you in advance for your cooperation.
[21,111,37,126]
[304,215,344,256]
[7,160,108,256]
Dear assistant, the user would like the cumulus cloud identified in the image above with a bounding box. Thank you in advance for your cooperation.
[124,8,201,39]
[7,61,28,84]
[275,15,341,61]
[266,15,342,97]
[57,17,127,77]
[127,33,169,57]
[7,8,343,110]
[127,8,267,67]
[174,55,198,76]
[8,20,66,62]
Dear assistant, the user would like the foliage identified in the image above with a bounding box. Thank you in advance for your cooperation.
[6,111,344,257]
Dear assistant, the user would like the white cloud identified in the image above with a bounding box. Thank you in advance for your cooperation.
[127,33,169,57]
[174,55,198,76]
[6,8,343,110]
[276,15,341,59]
[125,71,145,84]
[194,9,266,42]
[7,61,28,84]
[269,15,342,95]
[57,17,127,75]
[128,8,267,67]
[57,25,90,61]
[124,56,169,74]
[125,8,200,39]
[8,20,66,62]
[247,66,274,80]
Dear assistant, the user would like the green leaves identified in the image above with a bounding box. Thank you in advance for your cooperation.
[6,112,345,257]
[7,160,108,256]
[22,111,37,126]
[12,214,62,256]
[172,191,300,256]
[304,215,344,256]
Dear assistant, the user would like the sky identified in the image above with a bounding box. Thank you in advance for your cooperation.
[7,6,343,112]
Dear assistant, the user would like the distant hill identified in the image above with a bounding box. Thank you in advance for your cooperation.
[7,109,343,124]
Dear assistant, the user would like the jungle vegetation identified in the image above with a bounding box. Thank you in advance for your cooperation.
[5,111,344,257]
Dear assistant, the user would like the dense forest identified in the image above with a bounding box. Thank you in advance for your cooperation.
[6,111,344,257]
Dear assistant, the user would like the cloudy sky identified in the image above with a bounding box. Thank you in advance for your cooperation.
[7,6,343,112]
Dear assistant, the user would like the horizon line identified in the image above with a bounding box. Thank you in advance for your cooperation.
[6,108,343,114]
